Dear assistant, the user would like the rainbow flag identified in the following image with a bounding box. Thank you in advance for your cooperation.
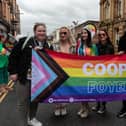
[31,50,68,102]
[31,50,126,103]
[44,50,126,103]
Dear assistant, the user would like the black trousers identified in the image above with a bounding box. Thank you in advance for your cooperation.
[97,102,106,107]
[122,100,126,110]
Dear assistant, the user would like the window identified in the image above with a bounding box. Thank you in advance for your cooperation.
[104,0,110,19]
[117,0,123,17]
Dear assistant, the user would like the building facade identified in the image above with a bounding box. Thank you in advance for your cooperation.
[100,0,126,50]
[0,0,20,36]
[73,20,99,40]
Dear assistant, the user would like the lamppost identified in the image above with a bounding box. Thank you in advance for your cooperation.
[70,20,79,43]
[72,20,78,37]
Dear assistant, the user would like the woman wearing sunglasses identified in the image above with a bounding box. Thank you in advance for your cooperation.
[54,26,75,116]
[92,29,114,114]
[76,28,98,118]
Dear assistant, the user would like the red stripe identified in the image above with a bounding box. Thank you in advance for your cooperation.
[45,49,126,61]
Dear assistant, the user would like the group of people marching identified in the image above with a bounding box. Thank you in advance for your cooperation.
[0,22,126,126]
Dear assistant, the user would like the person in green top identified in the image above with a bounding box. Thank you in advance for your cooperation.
[0,34,9,92]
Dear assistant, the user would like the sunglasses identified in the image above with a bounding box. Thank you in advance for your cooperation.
[60,32,67,35]
[98,33,106,37]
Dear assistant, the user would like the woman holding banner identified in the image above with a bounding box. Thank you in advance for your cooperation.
[92,29,114,114]
[76,28,98,118]
[8,22,53,126]
[117,31,126,118]
[54,26,75,116]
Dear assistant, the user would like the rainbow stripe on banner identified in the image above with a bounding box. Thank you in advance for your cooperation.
[44,50,126,103]
[31,50,126,103]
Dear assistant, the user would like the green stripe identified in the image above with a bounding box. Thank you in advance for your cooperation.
[63,77,126,86]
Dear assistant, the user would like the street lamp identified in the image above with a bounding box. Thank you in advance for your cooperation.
[71,20,79,42]
[72,20,79,26]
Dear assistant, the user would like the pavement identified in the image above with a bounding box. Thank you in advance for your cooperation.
[0,88,126,126]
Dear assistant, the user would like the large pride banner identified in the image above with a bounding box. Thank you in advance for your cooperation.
[32,50,126,103]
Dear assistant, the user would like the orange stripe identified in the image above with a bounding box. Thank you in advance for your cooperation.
[53,57,126,68]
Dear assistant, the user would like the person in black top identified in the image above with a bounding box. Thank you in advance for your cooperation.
[92,29,114,114]
[8,23,52,126]
[117,31,126,118]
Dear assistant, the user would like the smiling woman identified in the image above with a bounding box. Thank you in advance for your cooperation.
[8,22,54,126]
[33,23,47,42]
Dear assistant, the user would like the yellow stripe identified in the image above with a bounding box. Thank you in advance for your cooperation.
[0,80,14,103]
[63,68,126,78]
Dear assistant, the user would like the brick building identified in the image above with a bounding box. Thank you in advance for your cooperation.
[0,0,20,36]
[99,0,126,50]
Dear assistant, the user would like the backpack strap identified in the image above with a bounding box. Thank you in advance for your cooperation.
[21,35,31,50]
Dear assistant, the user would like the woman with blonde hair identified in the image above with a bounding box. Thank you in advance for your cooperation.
[54,26,75,116]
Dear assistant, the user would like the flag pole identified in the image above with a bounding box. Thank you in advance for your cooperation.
[0,80,14,103]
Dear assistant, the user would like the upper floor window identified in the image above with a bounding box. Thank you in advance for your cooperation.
[104,0,110,19]
[117,0,123,17]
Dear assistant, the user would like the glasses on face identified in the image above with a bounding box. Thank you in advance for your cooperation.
[60,32,67,35]
[98,33,106,37]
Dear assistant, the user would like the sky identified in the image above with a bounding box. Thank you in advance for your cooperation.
[17,0,100,35]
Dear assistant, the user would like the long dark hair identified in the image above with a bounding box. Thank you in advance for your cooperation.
[81,28,92,47]
[98,29,112,45]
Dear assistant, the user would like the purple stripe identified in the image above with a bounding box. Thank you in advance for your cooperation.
[32,56,50,94]
[44,94,126,103]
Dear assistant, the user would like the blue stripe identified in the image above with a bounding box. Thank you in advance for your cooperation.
[52,85,126,96]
